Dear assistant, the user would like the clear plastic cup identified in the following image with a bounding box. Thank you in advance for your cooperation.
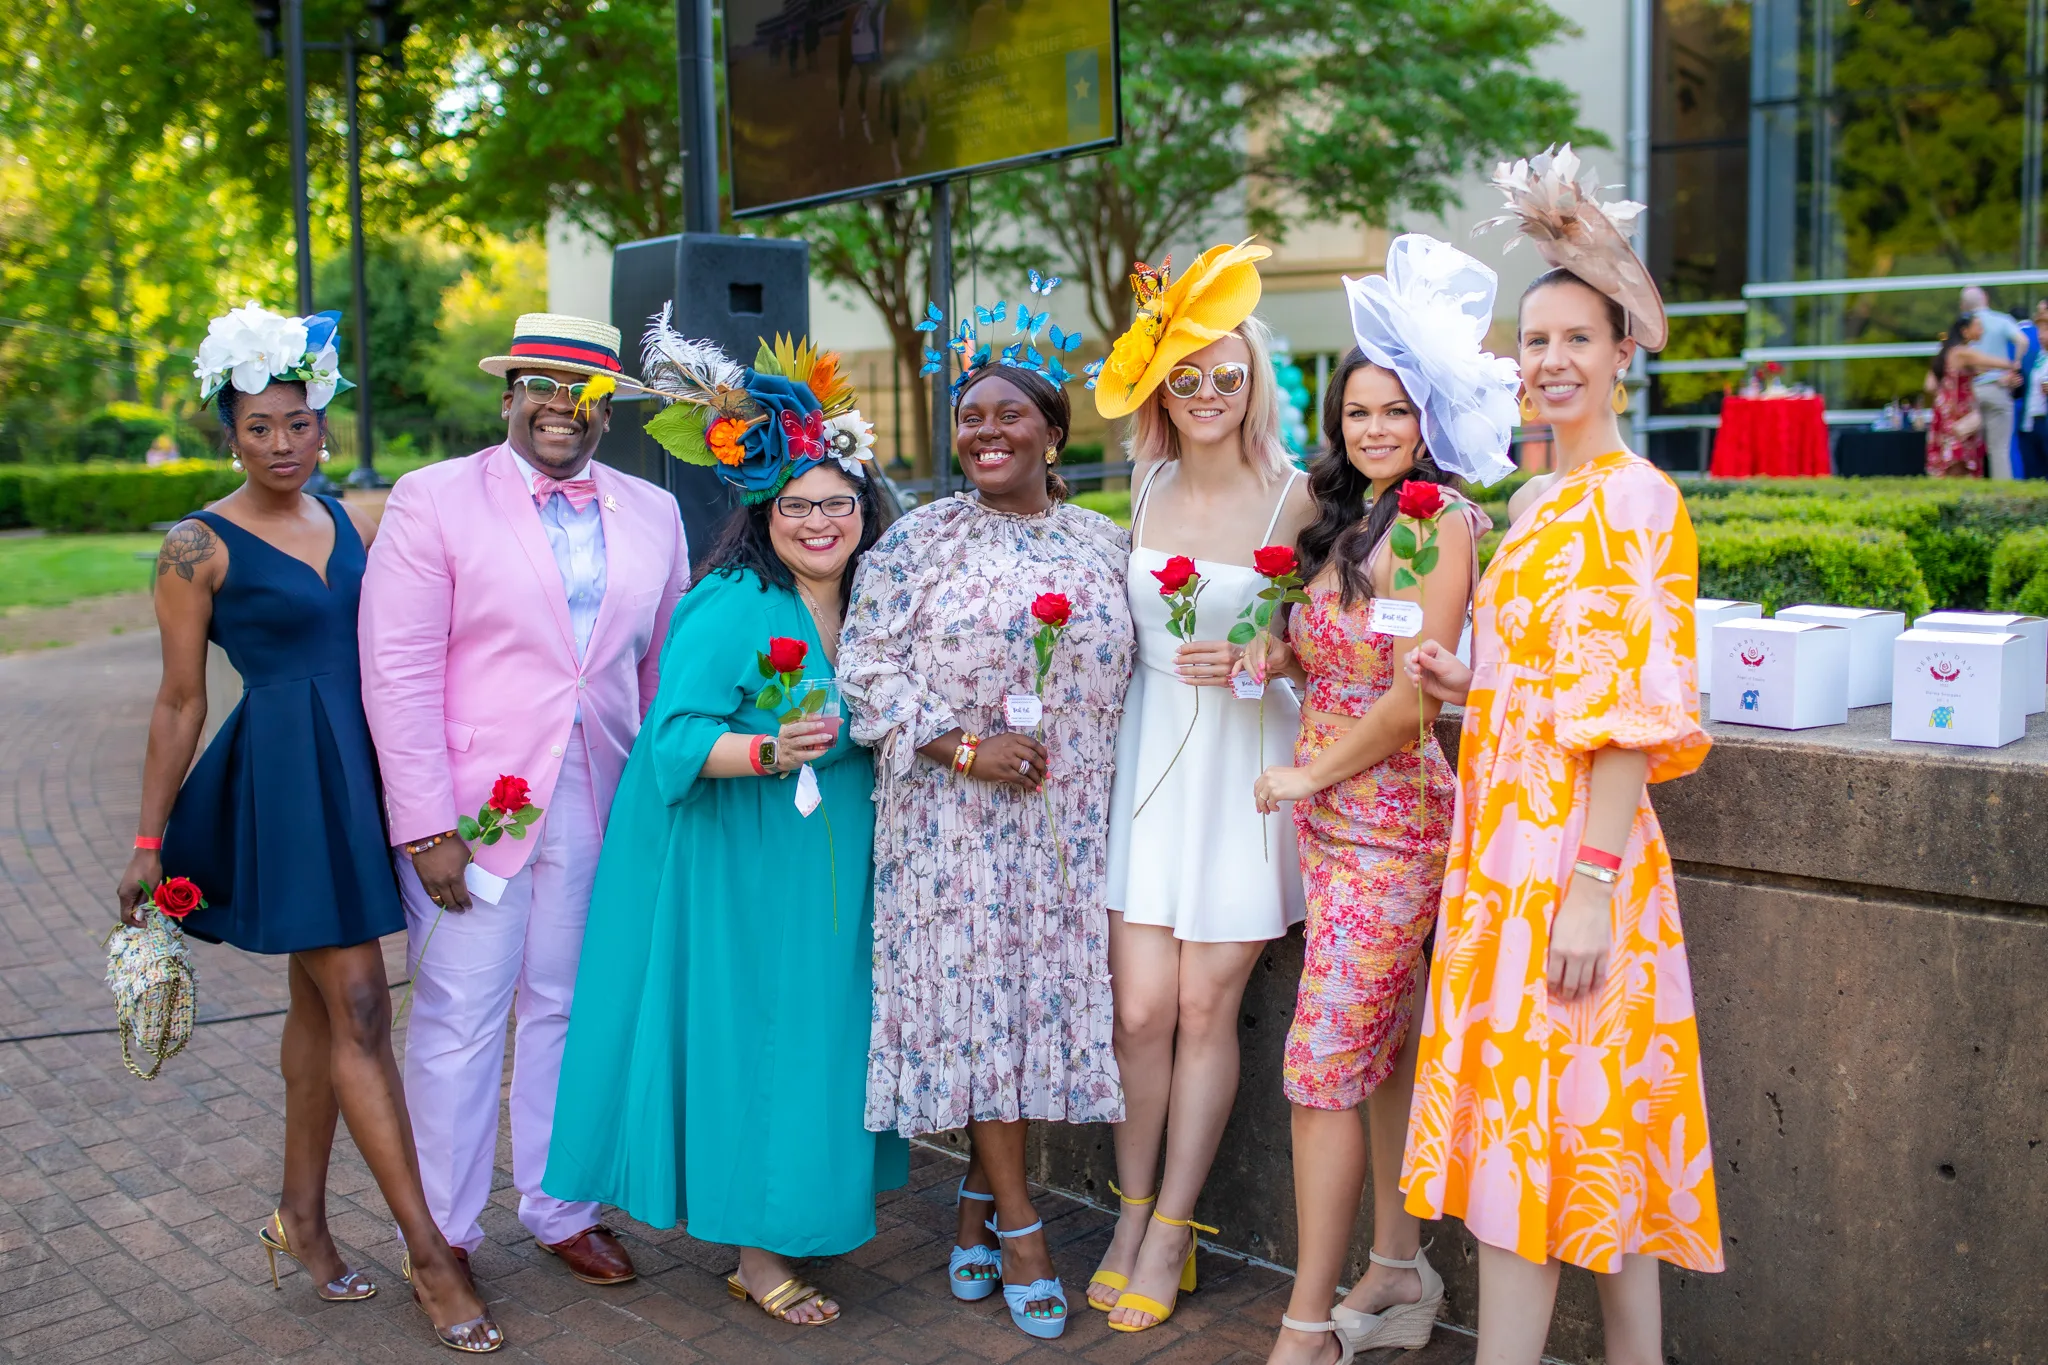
[790,677,843,743]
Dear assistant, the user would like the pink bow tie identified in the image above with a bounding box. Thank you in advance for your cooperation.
[532,475,599,512]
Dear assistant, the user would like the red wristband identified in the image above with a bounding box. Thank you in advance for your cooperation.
[1575,843,1622,871]
[133,836,163,851]
[748,734,770,776]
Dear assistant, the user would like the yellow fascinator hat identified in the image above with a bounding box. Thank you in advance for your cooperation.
[1092,239,1271,420]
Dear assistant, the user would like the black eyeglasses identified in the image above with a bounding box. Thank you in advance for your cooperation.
[774,495,860,518]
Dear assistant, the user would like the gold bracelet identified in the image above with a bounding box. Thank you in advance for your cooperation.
[952,733,981,778]
[1571,859,1619,885]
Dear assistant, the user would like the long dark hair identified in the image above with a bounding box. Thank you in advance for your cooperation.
[1296,347,1457,609]
[955,364,1070,501]
[696,464,884,621]
[1932,315,1976,380]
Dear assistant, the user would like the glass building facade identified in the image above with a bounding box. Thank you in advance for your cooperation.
[1645,0,2048,469]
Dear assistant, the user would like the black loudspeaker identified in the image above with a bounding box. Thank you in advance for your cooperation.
[604,233,811,558]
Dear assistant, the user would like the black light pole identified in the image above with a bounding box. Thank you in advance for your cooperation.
[342,34,380,488]
[284,0,313,314]
[928,181,953,493]
[675,0,719,234]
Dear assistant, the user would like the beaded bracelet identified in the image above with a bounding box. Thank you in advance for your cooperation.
[404,831,458,857]
[952,733,981,778]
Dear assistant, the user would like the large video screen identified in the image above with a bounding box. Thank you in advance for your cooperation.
[725,0,1120,217]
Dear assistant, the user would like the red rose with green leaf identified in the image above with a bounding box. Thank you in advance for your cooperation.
[459,774,543,847]
[151,876,204,920]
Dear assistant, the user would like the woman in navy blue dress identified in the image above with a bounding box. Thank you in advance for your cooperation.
[116,307,500,1353]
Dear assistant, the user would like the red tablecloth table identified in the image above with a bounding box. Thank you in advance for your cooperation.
[1709,394,1831,477]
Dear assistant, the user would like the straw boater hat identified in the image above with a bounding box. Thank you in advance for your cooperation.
[478,313,648,391]
[1093,239,1271,420]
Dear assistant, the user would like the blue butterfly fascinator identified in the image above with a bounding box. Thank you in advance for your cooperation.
[917,271,1094,401]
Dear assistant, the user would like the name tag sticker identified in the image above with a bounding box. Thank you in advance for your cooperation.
[1370,599,1425,639]
[1004,693,1044,729]
[1232,672,1266,700]
[794,762,822,816]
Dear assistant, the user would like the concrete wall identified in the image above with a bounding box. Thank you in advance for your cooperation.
[1031,707,2048,1364]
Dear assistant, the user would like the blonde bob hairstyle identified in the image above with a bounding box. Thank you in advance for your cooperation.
[1123,314,1294,482]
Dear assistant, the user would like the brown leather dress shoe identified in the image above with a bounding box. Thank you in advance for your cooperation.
[538,1226,636,1285]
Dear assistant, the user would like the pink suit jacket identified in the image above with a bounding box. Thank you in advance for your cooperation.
[359,442,689,877]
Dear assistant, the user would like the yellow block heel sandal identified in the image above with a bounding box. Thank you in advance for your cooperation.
[1088,1181,1155,1311]
[1106,1211,1217,1333]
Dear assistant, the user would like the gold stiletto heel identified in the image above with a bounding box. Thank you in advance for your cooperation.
[256,1209,377,1302]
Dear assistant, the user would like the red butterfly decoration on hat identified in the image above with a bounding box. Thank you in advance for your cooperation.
[780,409,827,460]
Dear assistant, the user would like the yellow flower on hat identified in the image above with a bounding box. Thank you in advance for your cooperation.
[1093,239,1273,420]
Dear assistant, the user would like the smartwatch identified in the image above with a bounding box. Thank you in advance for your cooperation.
[758,736,779,773]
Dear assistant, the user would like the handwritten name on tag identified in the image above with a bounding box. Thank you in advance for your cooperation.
[1369,598,1424,639]
[794,762,822,817]
[1003,694,1044,729]
[1231,671,1266,700]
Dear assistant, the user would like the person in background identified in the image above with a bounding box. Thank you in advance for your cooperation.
[359,314,689,1291]
[841,353,1133,1344]
[2019,299,2048,479]
[1402,146,1723,1365]
[1961,284,2027,479]
[125,306,496,1353]
[1087,241,1313,1334]
[545,321,905,1327]
[1247,236,1516,1365]
[1925,315,2016,479]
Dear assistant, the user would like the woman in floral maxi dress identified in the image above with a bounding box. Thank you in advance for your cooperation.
[1403,146,1723,1365]
[840,364,1132,1342]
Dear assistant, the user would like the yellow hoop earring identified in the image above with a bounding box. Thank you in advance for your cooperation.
[1611,380,1630,415]
[1519,389,1539,422]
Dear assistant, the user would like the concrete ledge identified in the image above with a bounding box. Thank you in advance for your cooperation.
[1030,707,2048,1362]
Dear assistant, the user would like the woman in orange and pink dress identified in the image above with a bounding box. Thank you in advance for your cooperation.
[1402,147,1724,1365]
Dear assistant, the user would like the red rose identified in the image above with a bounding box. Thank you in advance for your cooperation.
[1152,555,1199,595]
[488,774,532,814]
[1251,544,1298,579]
[153,876,202,919]
[1031,592,1072,628]
[767,636,808,674]
[1395,481,1444,521]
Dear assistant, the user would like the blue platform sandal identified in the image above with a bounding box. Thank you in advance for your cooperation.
[947,1181,1001,1302]
[987,1217,1068,1340]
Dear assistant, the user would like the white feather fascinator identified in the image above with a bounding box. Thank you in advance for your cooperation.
[1476,144,1666,351]
[1343,234,1523,487]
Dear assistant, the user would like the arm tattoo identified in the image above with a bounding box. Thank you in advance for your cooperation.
[157,521,217,582]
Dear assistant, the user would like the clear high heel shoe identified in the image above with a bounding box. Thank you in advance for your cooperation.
[1332,1244,1444,1353]
[400,1245,505,1353]
[257,1209,375,1301]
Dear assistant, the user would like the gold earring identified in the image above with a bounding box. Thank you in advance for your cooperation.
[1611,379,1629,415]
[1045,446,1058,465]
[1518,389,1538,422]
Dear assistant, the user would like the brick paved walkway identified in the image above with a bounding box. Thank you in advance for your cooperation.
[0,633,1479,1364]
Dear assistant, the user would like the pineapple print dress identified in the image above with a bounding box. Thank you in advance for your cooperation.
[1400,451,1725,1274]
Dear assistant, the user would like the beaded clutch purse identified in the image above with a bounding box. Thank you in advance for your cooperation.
[103,910,196,1080]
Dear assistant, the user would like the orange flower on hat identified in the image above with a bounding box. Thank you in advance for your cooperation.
[707,417,746,467]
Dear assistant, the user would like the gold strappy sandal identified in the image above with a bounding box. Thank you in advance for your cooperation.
[726,1272,840,1326]
[257,1209,376,1301]
[400,1246,504,1353]
[1088,1181,1155,1311]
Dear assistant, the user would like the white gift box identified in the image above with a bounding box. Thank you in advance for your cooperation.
[1890,628,2029,748]
[1911,612,2047,714]
[1708,618,1851,729]
[1694,598,1763,692]
[1774,604,1906,708]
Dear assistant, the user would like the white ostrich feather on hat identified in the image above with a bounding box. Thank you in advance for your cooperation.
[638,303,749,408]
[1476,144,1666,351]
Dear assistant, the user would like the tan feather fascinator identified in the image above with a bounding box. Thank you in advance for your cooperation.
[1476,144,1666,352]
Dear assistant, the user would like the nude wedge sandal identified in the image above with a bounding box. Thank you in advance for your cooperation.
[1331,1244,1444,1352]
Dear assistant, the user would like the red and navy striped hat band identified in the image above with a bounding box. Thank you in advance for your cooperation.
[508,334,623,373]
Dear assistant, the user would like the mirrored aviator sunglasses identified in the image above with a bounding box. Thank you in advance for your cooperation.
[1164,361,1249,400]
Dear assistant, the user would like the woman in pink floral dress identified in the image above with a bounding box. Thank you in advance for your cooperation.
[841,364,1133,1343]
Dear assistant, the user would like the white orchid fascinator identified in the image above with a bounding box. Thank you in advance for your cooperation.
[194,304,351,410]
[1343,234,1523,487]
[1475,144,1666,351]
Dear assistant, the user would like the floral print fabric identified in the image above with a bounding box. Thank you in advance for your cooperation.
[840,495,1134,1138]
[1401,452,1724,1274]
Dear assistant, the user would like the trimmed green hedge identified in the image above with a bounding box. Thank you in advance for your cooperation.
[15,461,243,533]
[1988,527,2048,616]
[0,467,28,530]
[1696,520,1931,618]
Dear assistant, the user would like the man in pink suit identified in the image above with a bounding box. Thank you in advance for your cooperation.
[360,314,688,1286]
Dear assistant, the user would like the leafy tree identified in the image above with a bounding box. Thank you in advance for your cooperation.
[989,0,1596,341]
[315,238,463,424]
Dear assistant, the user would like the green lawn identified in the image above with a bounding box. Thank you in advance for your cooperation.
[0,533,161,610]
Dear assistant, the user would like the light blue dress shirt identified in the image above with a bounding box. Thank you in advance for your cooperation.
[516,455,608,685]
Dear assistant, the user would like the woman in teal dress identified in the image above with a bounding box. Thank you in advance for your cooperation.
[545,327,907,1328]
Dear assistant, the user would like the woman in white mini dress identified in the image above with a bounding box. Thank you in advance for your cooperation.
[1088,242,1313,1333]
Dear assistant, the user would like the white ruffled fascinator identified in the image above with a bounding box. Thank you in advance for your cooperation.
[1476,144,1666,351]
[194,303,351,410]
[1343,234,1523,487]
